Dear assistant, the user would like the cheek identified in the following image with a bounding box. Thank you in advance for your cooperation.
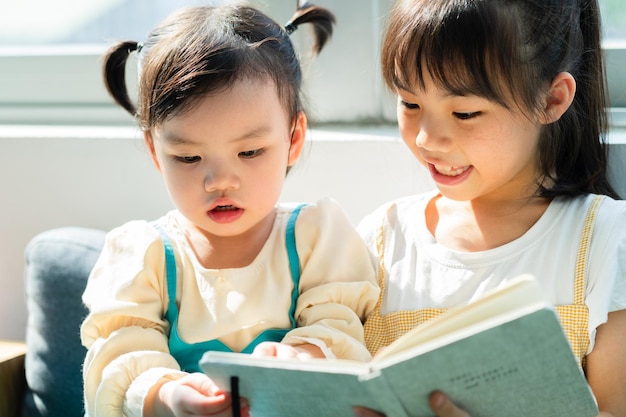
[160,166,197,197]
[398,116,411,141]
[398,120,422,158]
[397,110,416,139]
[252,162,287,190]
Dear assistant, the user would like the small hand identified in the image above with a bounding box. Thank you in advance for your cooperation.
[147,372,249,417]
[251,342,324,359]
[352,391,470,417]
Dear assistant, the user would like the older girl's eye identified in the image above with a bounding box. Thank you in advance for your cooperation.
[175,155,201,164]
[239,149,264,159]
[400,100,419,110]
[454,111,481,120]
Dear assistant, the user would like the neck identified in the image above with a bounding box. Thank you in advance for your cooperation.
[182,211,276,269]
[427,193,552,252]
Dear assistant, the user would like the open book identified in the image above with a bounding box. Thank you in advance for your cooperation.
[200,275,598,417]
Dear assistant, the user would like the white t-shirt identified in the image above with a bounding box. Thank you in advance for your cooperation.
[358,192,626,352]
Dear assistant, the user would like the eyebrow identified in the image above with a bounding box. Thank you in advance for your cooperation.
[161,125,274,146]
[161,134,197,146]
[232,126,273,142]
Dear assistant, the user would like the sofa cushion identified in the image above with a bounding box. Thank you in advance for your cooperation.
[23,227,105,417]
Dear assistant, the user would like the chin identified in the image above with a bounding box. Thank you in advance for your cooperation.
[437,188,477,202]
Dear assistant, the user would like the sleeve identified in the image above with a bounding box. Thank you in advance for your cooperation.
[586,199,626,352]
[607,201,626,312]
[80,220,185,417]
[280,199,380,362]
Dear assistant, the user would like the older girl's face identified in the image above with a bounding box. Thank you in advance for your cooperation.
[396,70,544,205]
[146,77,305,240]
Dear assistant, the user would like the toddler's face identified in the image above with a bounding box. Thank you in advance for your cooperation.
[146,77,304,240]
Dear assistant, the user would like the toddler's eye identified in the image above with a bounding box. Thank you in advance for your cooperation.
[175,155,201,163]
[400,100,419,110]
[239,149,264,159]
[454,111,481,120]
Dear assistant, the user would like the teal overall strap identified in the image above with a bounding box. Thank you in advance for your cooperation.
[285,204,306,328]
[151,223,178,321]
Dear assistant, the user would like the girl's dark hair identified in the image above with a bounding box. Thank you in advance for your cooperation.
[382,0,619,199]
[103,3,335,131]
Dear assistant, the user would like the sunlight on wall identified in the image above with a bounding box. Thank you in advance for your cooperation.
[0,0,235,45]
[0,0,125,43]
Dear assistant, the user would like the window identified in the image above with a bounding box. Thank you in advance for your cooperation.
[600,0,626,43]
[0,0,624,127]
[600,0,626,128]
[0,0,233,125]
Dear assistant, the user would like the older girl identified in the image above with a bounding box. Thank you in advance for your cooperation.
[355,0,626,416]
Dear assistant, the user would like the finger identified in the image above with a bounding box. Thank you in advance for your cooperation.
[429,391,471,417]
[274,344,299,359]
[239,397,250,417]
[182,373,223,397]
[352,406,386,417]
[180,389,231,415]
[251,342,277,357]
[182,374,251,417]
[173,374,232,415]
[199,394,252,417]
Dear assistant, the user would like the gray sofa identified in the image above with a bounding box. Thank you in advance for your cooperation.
[0,227,106,417]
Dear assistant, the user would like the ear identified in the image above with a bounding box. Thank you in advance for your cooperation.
[539,72,576,125]
[144,131,162,172]
[287,111,307,167]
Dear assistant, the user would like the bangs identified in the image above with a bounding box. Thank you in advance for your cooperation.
[382,0,527,109]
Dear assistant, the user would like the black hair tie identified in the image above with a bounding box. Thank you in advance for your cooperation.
[284,22,297,34]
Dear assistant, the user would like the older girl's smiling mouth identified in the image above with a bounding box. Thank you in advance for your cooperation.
[428,163,473,185]
[433,164,471,176]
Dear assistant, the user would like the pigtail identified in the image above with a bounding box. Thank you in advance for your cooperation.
[286,2,335,54]
[102,41,139,117]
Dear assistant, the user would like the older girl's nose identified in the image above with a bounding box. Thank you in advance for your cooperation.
[414,116,452,152]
